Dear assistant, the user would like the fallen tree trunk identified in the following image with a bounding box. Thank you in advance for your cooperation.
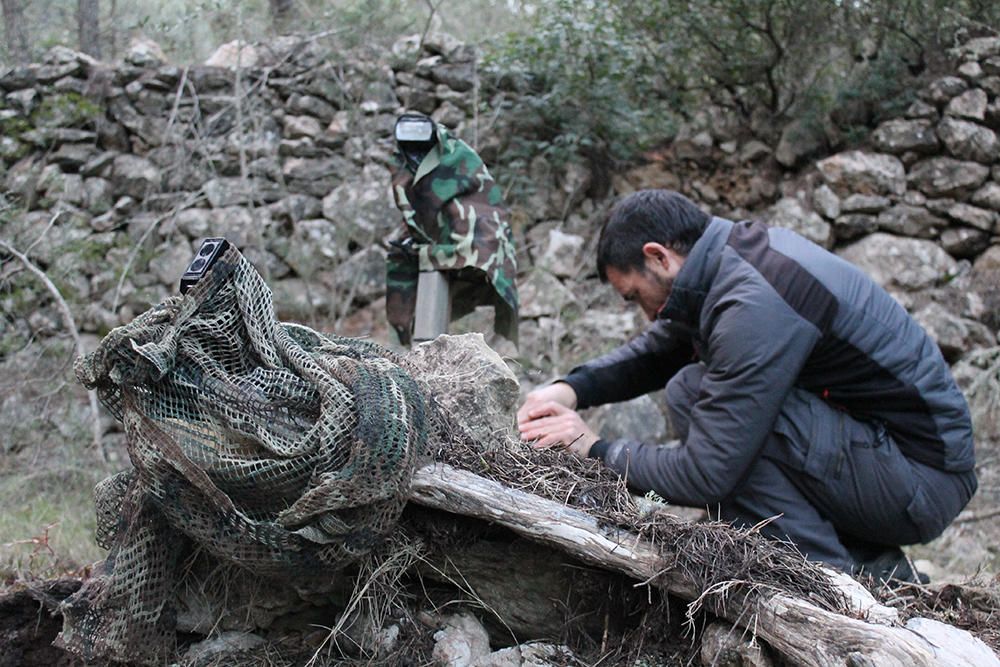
[409,463,999,667]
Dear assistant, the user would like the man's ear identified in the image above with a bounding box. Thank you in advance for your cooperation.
[641,242,671,267]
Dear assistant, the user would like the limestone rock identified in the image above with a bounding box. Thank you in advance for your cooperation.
[841,194,890,214]
[518,270,579,319]
[126,36,167,67]
[766,197,833,248]
[408,333,520,451]
[940,227,990,258]
[936,117,998,164]
[971,182,1000,211]
[84,177,113,214]
[833,214,878,240]
[204,40,259,68]
[817,151,905,196]
[812,184,841,220]
[775,119,826,168]
[945,89,988,121]
[270,277,333,321]
[739,139,772,163]
[282,218,345,278]
[921,76,967,105]
[905,99,938,120]
[913,302,995,362]
[875,204,944,238]
[268,194,322,223]
[837,233,958,292]
[537,229,585,279]
[591,393,668,443]
[431,612,492,667]
[286,93,337,122]
[112,154,161,199]
[283,114,323,140]
[320,163,395,245]
[871,119,939,155]
[330,246,386,304]
[957,36,1000,61]
[907,157,989,197]
[958,61,984,81]
[946,202,998,232]
[149,242,196,287]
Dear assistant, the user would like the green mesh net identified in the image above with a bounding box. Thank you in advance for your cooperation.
[57,245,429,665]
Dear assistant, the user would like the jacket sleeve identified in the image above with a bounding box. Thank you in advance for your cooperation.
[561,319,694,409]
[599,286,821,506]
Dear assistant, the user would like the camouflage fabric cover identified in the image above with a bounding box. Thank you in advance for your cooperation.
[57,246,429,665]
[387,123,518,345]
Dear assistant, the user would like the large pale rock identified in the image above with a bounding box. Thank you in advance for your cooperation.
[833,214,878,240]
[330,246,386,304]
[430,613,492,667]
[875,204,944,238]
[945,89,988,121]
[408,333,520,451]
[940,227,990,258]
[203,177,281,208]
[952,347,1000,441]
[112,154,161,199]
[936,117,998,164]
[812,185,841,220]
[971,182,1000,211]
[321,163,395,245]
[204,40,259,68]
[907,157,989,197]
[837,233,958,292]
[282,114,323,139]
[148,242,196,287]
[946,202,998,232]
[920,76,967,105]
[957,36,1000,61]
[841,194,890,213]
[817,151,905,196]
[775,119,826,168]
[766,197,832,248]
[591,393,668,443]
[912,302,995,362]
[282,218,346,278]
[537,229,585,279]
[871,119,939,154]
[518,270,579,319]
[125,36,167,67]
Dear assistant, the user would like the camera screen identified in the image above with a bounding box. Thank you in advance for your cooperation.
[396,117,434,143]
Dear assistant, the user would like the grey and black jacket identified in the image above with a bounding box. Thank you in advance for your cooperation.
[564,217,975,506]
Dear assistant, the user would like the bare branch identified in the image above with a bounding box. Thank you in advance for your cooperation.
[0,237,106,460]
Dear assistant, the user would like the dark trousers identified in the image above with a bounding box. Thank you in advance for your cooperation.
[666,363,977,571]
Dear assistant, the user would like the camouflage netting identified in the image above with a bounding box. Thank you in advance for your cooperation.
[56,245,430,665]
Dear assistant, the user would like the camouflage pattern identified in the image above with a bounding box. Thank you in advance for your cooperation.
[386,122,518,345]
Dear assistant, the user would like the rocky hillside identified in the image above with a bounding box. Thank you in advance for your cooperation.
[1,32,998,577]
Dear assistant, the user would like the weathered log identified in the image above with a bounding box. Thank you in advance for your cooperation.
[409,463,999,667]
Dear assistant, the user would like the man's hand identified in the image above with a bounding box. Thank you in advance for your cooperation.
[517,387,598,458]
[517,382,578,425]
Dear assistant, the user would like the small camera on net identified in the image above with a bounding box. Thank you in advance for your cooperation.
[179,237,230,294]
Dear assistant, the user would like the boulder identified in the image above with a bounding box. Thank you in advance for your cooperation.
[321,163,395,245]
[812,184,841,220]
[125,36,167,67]
[816,151,905,196]
[940,227,990,258]
[207,207,273,249]
[408,334,520,452]
[430,612,491,667]
[936,117,998,164]
[330,246,387,304]
[945,89,988,121]
[84,177,113,215]
[957,36,1000,60]
[920,76,968,105]
[282,114,323,140]
[833,214,878,240]
[971,182,1000,211]
[905,99,938,120]
[591,393,668,444]
[875,204,945,238]
[518,270,579,319]
[148,242,197,287]
[775,119,826,168]
[871,119,939,154]
[958,61,984,81]
[282,218,346,279]
[537,229,585,279]
[945,203,998,232]
[204,40,259,68]
[268,194,323,223]
[907,157,989,197]
[739,140,772,163]
[837,233,957,292]
[765,197,832,248]
[111,154,161,199]
[912,302,995,362]
[841,194,890,214]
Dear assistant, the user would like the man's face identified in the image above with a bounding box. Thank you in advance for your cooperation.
[605,243,685,321]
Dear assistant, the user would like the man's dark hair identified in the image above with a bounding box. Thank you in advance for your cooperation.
[596,190,711,282]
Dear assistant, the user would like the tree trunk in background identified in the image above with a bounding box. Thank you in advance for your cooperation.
[108,0,118,59]
[77,0,101,58]
[269,0,296,34]
[1,0,29,63]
